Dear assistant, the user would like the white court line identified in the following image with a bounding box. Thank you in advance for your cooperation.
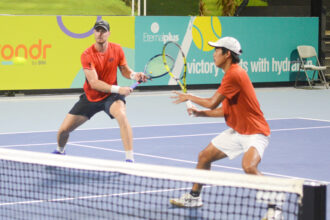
[271,125,330,132]
[0,121,229,135]
[70,143,330,185]
[0,186,193,206]
[0,117,320,135]
[296,117,330,123]
[0,89,214,103]
[1,125,330,149]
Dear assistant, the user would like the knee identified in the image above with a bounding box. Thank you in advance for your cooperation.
[198,151,209,164]
[242,164,258,175]
[111,106,127,121]
[58,127,70,137]
[110,101,126,119]
[115,111,128,125]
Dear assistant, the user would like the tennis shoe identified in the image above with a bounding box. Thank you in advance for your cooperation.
[52,150,66,155]
[170,193,203,207]
[125,159,134,163]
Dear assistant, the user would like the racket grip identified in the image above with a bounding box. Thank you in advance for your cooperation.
[186,100,193,109]
[186,100,194,117]
[130,81,140,89]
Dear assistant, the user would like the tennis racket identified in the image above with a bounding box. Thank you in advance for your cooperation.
[131,54,175,89]
[162,41,193,109]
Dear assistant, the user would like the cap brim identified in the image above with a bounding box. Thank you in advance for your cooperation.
[208,41,219,48]
[94,25,108,31]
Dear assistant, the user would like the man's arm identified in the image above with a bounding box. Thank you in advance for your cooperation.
[192,106,224,117]
[172,91,226,110]
[84,68,132,95]
[118,64,134,79]
[119,64,147,82]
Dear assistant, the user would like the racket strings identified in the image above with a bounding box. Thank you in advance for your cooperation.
[145,55,174,78]
[164,43,186,81]
[163,42,187,93]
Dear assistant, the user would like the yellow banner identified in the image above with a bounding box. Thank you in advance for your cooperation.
[0,16,135,90]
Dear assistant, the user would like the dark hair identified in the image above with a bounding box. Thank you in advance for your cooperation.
[220,47,240,64]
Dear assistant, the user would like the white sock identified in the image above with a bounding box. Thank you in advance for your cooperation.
[125,150,134,161]
[57,146,65,153]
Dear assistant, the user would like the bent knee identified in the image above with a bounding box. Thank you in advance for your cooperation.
[58,127,70,136]
[242,164,258,174]
[198,151,210,164]
[110,101,126,116]
[112,110,128,123]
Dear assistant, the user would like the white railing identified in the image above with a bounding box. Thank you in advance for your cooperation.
[132,0,147,16]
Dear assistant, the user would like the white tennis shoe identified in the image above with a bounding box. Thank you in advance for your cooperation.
[170,193,203,207]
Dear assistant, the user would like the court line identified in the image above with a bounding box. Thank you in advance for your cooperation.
[0,117,322,135]
[271,125,330,132]
[0,186,193,206]
[0,89,215,102]
[1,125,330,148]
[296,117,330,123]
[70,143,330,185]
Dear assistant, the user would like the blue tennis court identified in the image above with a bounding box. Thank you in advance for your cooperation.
[1,117,330,181]
[0,88,329,219]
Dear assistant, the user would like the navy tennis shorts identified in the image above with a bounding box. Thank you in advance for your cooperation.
[69,93,126,119]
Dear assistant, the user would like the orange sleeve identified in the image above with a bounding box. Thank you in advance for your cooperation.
[81,52,94,70]
[218,71,240,99]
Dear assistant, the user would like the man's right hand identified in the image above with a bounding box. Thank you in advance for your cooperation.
[119,87,133,96]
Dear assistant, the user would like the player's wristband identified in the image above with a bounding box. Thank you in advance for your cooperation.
[110,85,120,93]
[130,72,137,80]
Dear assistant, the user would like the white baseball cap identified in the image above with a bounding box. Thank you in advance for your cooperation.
[208,37,242,55]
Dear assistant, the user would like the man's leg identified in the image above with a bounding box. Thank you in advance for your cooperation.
[192,143,227,192]
[242,146,282,219]
[241,147,262,175]
[109,100,134,161]
[170,143,227,207]
[56,114,88,153]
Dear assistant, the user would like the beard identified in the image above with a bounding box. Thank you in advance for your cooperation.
[96,38,106,44]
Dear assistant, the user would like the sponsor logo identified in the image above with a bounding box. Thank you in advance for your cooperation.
[143,22,179,43]
[57,16,102,39]
[187,59,221,77]
[0,40,52,65]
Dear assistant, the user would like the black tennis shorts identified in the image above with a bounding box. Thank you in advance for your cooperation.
[69,93,126,119]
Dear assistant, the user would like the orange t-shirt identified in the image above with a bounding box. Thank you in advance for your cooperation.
[81,42,127,102]
[218,64,270,136]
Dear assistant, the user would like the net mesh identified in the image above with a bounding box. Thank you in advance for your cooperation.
[0,148,303,220]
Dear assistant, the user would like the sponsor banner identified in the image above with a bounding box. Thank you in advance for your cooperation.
[0,16,135,90]
[134,16,318,86]
[0,16,318,90]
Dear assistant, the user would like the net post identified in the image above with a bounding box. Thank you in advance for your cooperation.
[298,181,326,220]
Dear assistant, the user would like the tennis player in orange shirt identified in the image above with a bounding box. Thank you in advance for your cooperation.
[170,37,270,207]
[54,20,146,162]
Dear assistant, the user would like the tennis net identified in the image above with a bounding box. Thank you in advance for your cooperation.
[0,148,304,220]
